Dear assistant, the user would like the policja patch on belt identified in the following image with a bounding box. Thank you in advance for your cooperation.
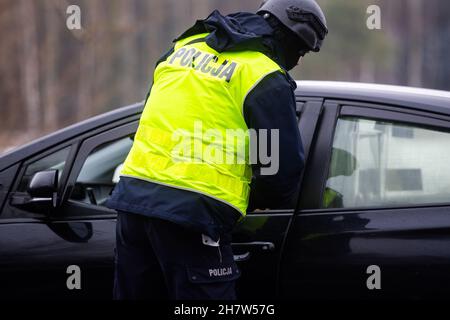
[187,264,241,283]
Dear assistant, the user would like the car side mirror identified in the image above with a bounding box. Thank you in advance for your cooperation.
[11,170,59,212]
[28,170,59,207]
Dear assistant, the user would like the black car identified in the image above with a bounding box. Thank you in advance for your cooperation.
[1,81,450,300]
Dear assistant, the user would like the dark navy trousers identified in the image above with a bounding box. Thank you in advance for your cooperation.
[113,211,240,300]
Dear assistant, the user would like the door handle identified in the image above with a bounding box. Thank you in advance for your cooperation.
[232,242,275,262]
[231,241,275,252]
[233,252,251,262]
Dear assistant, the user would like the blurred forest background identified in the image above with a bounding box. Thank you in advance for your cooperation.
[0,0,449,153]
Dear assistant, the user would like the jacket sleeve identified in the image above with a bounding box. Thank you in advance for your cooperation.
[243,71,305,210]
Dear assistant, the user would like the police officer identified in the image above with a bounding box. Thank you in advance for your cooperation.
[107,0,327,300]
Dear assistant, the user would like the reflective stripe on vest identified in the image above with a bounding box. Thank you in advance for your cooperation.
[120,32,283,215]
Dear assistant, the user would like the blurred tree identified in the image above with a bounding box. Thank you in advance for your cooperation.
[43,0,59,132]
[77,0,96,121]
[422,0,450,90]
[0,0,24,140]
[20,0,41,135]
[297,0,393,83]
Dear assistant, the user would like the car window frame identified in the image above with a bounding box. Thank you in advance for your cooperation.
[2,142,78,220]
[11,142,77,196]
[59,121,138,217]
[2,113,142,221]
[298,99,450,214]
[0,163,22,216]
[297,100,339,211]
[246,97,324,215]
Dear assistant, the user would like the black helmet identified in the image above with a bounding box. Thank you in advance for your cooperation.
[257,0,328,52]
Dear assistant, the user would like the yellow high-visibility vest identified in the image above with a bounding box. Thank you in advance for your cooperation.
[120,32,283,215]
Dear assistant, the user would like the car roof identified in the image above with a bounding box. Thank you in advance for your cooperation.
[2,81,450,170]
[296,81,450,115]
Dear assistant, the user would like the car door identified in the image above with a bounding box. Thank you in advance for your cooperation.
[232,98,323,299]
[0,99,322,300]
[0,121,137,300]
[60,100,323,300]
[280,101,450,299]
[0,142,79,299]
[56,121,138,299]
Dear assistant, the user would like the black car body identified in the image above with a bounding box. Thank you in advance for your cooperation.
[1,81,450,300]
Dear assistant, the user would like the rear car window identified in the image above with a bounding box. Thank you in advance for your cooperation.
[323,117,450,208]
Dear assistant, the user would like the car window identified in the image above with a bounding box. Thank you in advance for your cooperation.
[17,146,71,192]
[70,136,133,207]
[323,117,450,209]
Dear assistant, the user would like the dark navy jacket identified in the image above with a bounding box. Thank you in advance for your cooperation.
[106,11,304,241]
